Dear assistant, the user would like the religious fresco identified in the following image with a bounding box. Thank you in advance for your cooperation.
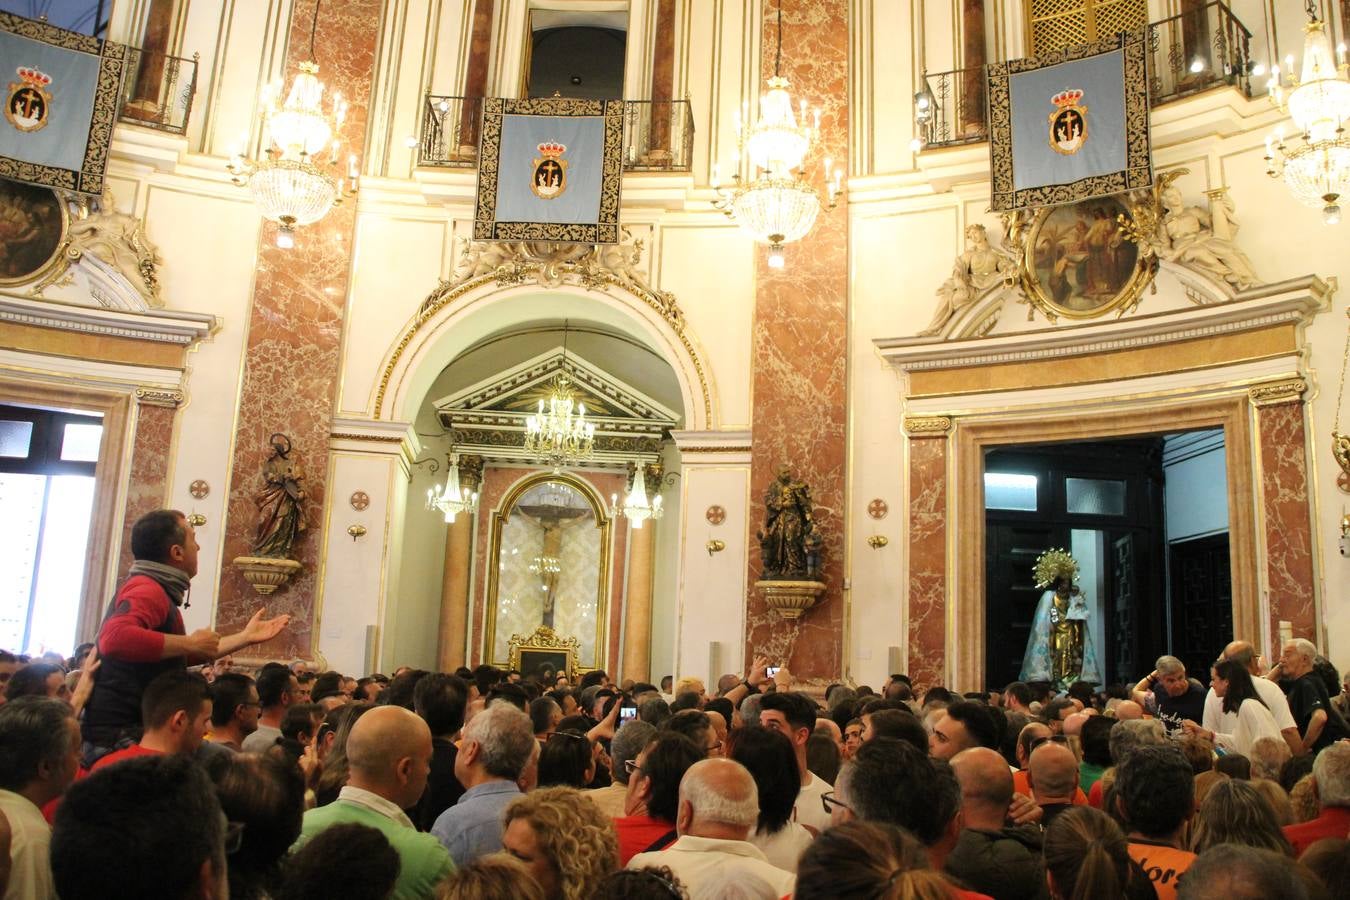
[1029,195,1139,315]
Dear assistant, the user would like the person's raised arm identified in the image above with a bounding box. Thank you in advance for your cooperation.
[1130,670,1157,707]
[216,607,292,658]
[722,656,770,706]
[68,646,101,718]
[587,695,622,743]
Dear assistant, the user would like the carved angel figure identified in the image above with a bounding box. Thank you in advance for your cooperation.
[65,192,163,304]
[253,434,307,559]
[919,224,1016,336]
[1154,186,1258,290]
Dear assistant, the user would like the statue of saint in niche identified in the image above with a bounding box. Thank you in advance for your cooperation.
[252,433,307,559]
[1020,549,1102,690]
[758,467,823,580]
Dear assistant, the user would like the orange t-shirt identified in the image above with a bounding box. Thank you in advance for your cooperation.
[1012,768,1088,805]
[1128,840,1195,900]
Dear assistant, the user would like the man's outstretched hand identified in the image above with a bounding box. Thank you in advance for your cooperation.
[241,608,291,645]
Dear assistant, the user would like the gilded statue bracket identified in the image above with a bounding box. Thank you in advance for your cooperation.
[28,191,164,308]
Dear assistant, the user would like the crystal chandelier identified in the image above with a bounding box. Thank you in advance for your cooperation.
[523,322,596,472]
[227,0,358,247]
[425,453,479,523]
[609,462,664,529]
[712,0,842,268]
[1263,3,1350,224]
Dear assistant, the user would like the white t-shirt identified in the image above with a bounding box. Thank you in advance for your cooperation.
[1201,677,1296,739]
[749,821,814,872]
[0,789,56,900]
[792,771,833,835]
[629,835,795,897]
[1212,697,1282,756]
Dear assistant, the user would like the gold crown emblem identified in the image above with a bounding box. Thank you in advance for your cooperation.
[16,67,52,88]
[536,141,567,159]
[1051,89,1084,108]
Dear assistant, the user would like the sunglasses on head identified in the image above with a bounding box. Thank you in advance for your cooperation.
[1030,735,1070,751]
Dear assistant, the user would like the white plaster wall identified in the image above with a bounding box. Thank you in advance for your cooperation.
[673,462,749,686]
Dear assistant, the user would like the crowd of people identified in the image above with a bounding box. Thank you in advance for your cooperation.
[1,509,1348,900]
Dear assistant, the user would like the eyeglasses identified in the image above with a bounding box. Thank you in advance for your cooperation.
[1029,735,1069,751]
[705,739,723,754]
[224,821,245,855]
[547,730,588,744]
[821,791,852,815]
[624,759,644,776]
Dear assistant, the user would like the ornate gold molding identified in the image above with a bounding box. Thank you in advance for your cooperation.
[329,432,405,443]
[134,387,183,408]
[904,416,953,435]
[375,241,712,427]
[677,445,754,454]
[1248,378,1308,406]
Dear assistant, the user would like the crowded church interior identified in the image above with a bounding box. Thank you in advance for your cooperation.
[3,0,1350,897]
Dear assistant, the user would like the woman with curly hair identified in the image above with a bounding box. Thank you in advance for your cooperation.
[1189,778,1293,856]
[1043,806,1155,900]
[501,786,617,900]
[437,855,545,900]
[796,821,951,900]
[590,866,688,900]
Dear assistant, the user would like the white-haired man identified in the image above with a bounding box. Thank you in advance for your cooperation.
[1274,638,1349,754]
[1282,741,1350,856]
[627,758,794,896]
[1197,640,1300,757]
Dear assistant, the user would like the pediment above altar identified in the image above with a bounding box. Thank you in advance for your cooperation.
[432,347,679,463]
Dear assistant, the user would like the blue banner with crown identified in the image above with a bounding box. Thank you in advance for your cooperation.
[474,96,623,244]
[988,30,1152,212]
[0,12,125,196]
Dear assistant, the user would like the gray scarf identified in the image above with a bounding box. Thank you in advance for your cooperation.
[128,560,193,608]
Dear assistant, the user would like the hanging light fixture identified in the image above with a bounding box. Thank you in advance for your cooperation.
[523,321,596,472]
[426,453,479,523]
[1263,2,1350,224]
[228,0,359,247]
[609,462,664,529]
[712,0,843,268]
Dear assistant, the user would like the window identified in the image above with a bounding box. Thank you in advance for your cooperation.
[1065,476,1126,516]
[525,8,628,99]
[985,472,1039,511]
[0,405,103,655]
[1027,0,1147,55]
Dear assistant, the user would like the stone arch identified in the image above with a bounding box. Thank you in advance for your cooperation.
[373,274,715,430]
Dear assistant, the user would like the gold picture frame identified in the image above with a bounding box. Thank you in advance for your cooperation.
[1010,190,1158,323]
[0,178,69,286]
[507,626,580,682]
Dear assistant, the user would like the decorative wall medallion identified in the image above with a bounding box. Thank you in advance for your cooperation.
[1339,471,1349,493]
[189,479,210,499]
[705,505,726,526]
[350,490,370,511]
[867,498,889,519]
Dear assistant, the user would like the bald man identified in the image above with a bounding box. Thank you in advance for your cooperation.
[1114,700,1144,721]
[628,758,794,897]
[1027,741,1079,830]
[947,748,1048,900]
[295,706,453,899]
[1011,723,1086,806]
[1199,640,1300,757]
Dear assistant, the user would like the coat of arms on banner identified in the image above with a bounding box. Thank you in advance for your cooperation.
[531,141,568,199]
[5,67,52,133]
[1049,89,1086,155]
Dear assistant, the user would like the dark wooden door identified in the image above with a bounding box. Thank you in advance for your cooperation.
[1111,532,1139,682]
[1169,534,1232,684]
[986,522,1058,689]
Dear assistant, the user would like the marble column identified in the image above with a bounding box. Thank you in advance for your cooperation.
[648,0,676,158]
[960,0,986,136]
[745,0,849,683]
[460,0,495,154]
[1252,384,1316,644]
[437,514,474,671]
[116,390,180,581]
[621,521,655,682]
[123,0,177,122]
[215,0,382,661]
[905,419,951,691]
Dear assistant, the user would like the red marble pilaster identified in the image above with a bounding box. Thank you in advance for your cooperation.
[744,0,849,683]
[960,0,986,136]
[116,398,177,581]
[460,0,494,151]
[1256,400,1316,642]
[215,0,382,660]
[648,0,676,152]
[906,435,949,691]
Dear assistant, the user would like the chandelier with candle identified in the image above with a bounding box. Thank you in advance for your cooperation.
[712,0,842,268]
[228,0,358,247]
[524,322,596,472]
[1263,2,1350,225]
[426,453,479,523]
[609,462,664,529]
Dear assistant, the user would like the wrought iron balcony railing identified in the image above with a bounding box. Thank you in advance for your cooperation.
[916,1,1252,150]
[117,47,198,135]
[418,96,695,172]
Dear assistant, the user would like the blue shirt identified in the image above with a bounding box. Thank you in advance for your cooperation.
[431,780,522,866]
